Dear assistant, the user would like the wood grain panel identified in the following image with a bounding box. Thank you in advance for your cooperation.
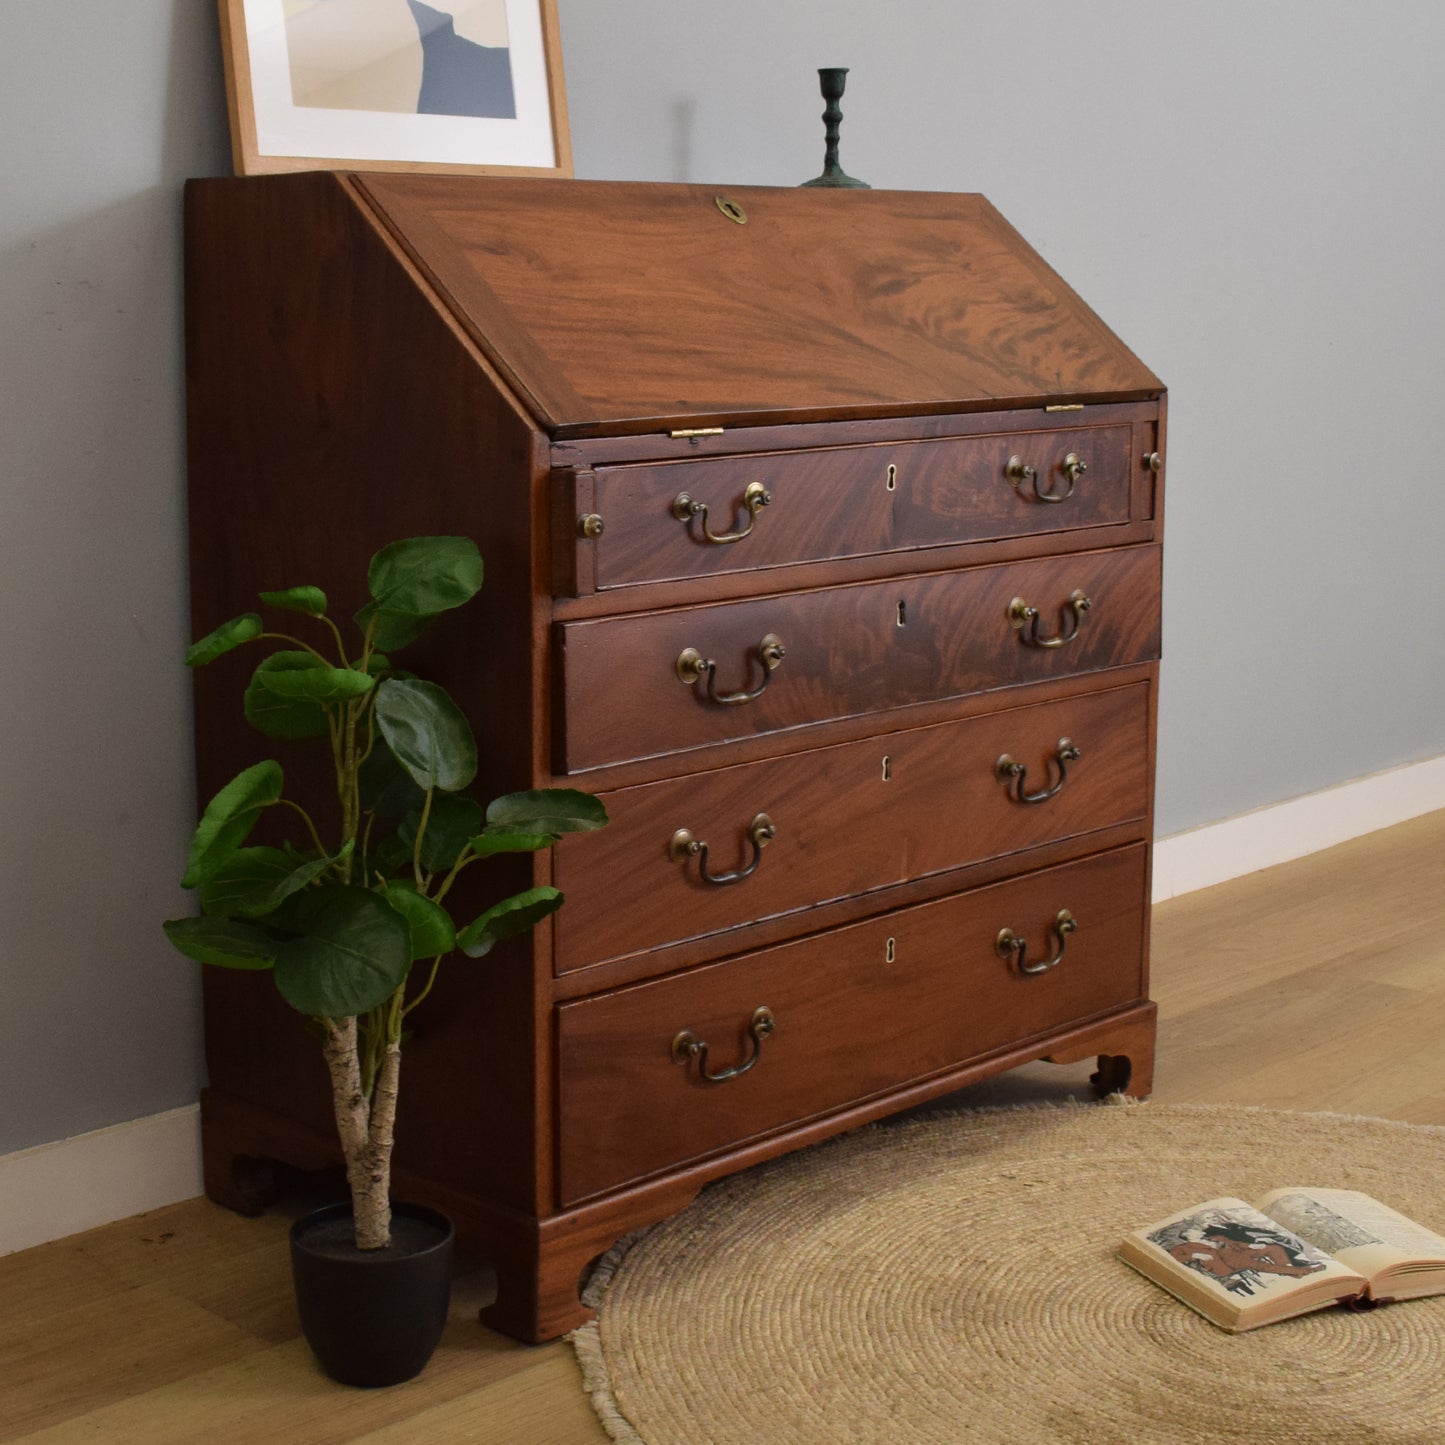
[185,172,548,1212]
[358,177,1162,435]
[556,845,1148,1205]
[565,423,1135,593]
[553,683,1150,972]
[556,545,1161,771]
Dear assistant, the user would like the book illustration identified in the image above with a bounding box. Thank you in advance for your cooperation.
[1146,1205,1332,1297]
[1260,1193,1380,1254]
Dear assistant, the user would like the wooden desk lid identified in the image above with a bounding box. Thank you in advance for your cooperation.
[359,174,1162,439]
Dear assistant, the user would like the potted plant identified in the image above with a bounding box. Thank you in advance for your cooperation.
[163,536,606,1386]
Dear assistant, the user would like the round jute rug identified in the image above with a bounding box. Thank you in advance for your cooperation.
[570,1100,1445,1444]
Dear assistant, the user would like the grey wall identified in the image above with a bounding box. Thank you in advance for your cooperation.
[0,2,229,1153]
[2,0,1441,1154]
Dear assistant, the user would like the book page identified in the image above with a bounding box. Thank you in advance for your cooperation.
[1257,1189,1445,1277]
[1122,1197,1362,1325]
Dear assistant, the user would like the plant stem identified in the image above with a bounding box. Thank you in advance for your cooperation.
[257,631,331,665]
[412,788,435,889]
[320,1015,392,1248]
[433,844,478,906]
[402,955,443,1019]
[320,613,350,668]
[275,798,329,861]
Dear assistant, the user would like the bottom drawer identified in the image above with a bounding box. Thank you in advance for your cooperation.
[556,843,1147,1205]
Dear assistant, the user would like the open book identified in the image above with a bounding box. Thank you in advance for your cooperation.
[1118,1189,1445,1332]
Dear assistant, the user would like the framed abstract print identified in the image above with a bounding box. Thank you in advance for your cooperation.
[218,0,572,176]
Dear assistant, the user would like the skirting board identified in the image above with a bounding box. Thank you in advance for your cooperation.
[3,753,1442,1258]
[1152,752,1445,903]
[0,1105,202,1258]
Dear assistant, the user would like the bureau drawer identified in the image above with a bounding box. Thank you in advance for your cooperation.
[556,544,1160,772]
[556,844,1147,1205]
[562,424,1140,592]
[553,682,1150,973]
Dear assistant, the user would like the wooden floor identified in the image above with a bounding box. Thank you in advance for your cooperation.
[7,809,1445,1442]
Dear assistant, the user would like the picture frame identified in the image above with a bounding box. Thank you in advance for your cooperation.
[217,0,572,177]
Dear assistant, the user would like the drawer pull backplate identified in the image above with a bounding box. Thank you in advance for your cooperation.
[672,1005,775,1083]
[676,633,786,705]
[672,480,772,545]
[995,738,1082,804]
[996,909,1078,976]
[670,812,776,885]
[1008,589,1091,648]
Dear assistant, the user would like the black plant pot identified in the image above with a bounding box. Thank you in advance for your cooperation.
[290,1201,454,1387]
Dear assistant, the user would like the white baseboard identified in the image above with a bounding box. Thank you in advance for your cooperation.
[0,1105,203,1257]
[1153,752,1445,903]
[3,755,1441,1256]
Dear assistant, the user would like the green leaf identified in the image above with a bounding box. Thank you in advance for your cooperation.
[259,586,328,616]
[260,666,375,702]
[370,829,413,878]
[198,847,292,917]
[163,916,276,970]
[399,794,484,872]
[381,882,457,960]
[356,608,437,651]
[356,537,483,651]
[367,536,483,617]
[182,760,284,888]
[484,789,610,836]
[457,886,563,958]
[199,842,353,919]
[272,887,411,1017]
[374,679,477,793]
[243,652,331,740]
[358,740,426,818]
[467,830,557,859]
[186,613,262,667]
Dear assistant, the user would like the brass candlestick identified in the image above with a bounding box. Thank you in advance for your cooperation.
[800,67,870,189]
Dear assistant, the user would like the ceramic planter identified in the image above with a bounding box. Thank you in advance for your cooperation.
[290,1201,454,1387]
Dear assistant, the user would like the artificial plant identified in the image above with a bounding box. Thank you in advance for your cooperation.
[164,536,606,1248]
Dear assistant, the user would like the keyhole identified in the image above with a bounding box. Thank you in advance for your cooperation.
[886,464,897,491]
[881,755,892,781]
[896,600,907,627]
[885,937,896,964]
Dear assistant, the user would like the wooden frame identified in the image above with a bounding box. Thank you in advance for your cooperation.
[217,0,572,177]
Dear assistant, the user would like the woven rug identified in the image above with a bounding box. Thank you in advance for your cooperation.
[570,1100,1445,1444]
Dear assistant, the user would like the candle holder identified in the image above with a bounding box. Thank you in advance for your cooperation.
[800,67,870,189]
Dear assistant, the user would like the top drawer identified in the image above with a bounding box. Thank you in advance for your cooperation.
[558,423,1146,593]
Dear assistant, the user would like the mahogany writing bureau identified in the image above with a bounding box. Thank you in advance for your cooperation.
[184,172,1165,1341]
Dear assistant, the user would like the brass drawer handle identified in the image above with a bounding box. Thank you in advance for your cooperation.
[672,1005,775,1082]
[670,812,776,885]
[1008,589,1091,648]
[996,910,1077,976]
[676,633,786,705]
[1007,453,1084,503]
[672,481,772,545]
[995,738,1081,804]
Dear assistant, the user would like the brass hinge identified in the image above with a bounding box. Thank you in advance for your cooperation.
[1044,403,1085,413]
[669,427,725,439]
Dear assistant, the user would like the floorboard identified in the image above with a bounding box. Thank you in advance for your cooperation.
[6,810,1443,1442]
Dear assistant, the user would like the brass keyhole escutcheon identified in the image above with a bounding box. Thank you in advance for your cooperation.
[886,464,897,491]
[715,196,748,225]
